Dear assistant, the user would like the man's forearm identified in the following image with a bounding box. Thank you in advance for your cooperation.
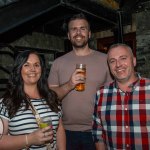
[95,141,106,150]
[49,82,74,100]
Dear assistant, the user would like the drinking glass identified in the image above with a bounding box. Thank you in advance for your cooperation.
[39,116,52,150]
[39,116,52,129]
[75,64,86,91]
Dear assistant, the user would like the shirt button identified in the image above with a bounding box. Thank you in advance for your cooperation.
[126,126,128,128]
[126,144,129,147]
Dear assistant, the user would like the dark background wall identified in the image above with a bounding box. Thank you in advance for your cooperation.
[136,6,150,78]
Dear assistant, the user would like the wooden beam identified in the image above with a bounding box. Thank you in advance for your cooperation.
[95,0,119,10]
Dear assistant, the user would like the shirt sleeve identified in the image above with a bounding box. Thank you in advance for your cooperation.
[48,60,59,86]
[0,98,10,120]
[92,91,103,143]
[58,106,62,119]
[106,63,113,83]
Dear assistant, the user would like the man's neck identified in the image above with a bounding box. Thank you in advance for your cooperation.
[116,76,138,92]
[73,46,92,56]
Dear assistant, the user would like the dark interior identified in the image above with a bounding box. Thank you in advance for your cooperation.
[0,0,149,94]
[0,0,149,42]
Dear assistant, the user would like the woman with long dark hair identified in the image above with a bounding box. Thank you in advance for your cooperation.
[0,50,66,150]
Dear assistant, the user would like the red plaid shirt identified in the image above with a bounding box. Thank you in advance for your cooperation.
[92,78,150,150]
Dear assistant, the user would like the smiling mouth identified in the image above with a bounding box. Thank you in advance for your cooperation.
[75,37,82,40]
[116,67,126,72]
[74,34,84,39]
[117,70,124,73]
[28,74,37,77]
[76,37,82,40]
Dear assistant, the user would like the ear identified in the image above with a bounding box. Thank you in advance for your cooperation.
[133,57,136,67]
[67,32,70,40]
[88,31,91,39]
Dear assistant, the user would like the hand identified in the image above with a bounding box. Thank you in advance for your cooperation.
[27,126,53,146]
[68,69,86,89]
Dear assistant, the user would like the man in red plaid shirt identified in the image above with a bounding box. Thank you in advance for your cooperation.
[93,43,150,150]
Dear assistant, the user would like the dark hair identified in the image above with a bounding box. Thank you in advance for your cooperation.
[67,13,91,32]
[2,50,59,118]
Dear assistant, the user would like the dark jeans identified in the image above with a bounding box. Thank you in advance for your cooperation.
[66,130,96,150]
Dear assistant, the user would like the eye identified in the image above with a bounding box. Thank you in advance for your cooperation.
[34,63,41,67]
[81,27,86,30]
[23,63,29,67]
[70,27,77,32]
[81,26,88,32]
[109,59,115,64]
[120,57,127,60]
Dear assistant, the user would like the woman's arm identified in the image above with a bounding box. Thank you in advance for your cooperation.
[0,134,29,150]
[0,118,53,150]
[0,118,28,150]
[95,142,106,150]
[49,69,85,100]
[56,118,66,150]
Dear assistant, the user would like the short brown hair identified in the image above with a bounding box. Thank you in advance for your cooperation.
[67,13,90,31]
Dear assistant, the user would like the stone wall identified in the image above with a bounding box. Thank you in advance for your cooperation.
[135,9,150,78]
[11,32,64,51]
[0,32,64,95]
[0,32,64,75]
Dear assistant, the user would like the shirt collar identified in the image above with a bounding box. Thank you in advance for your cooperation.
[113,72,141,92]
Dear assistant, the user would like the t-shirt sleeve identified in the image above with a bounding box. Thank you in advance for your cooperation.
[105,55,113,83]
[0,99,10,120]
[92,91,103,143]
[58,106,62,119]
[48,60,59,86]
[106,66,113,83]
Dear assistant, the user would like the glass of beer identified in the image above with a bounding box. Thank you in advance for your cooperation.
[75,64,86,91]
[39,116,52,129]
[39,116,52,150]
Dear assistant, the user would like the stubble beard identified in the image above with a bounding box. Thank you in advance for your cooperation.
[71,37,89,49]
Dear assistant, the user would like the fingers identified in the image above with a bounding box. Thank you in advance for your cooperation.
[69,69,86,90]
[75,69,85,75]
[42,130,53,144]
[41,126,52,132]
[30,127,53,145]
[76,74,85,81]
[73,70,86,83]
[41,126,53,140]
[43,130,53,138]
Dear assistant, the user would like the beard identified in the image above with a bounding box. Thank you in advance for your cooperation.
[70,35,89,49]
[72,40,89,48]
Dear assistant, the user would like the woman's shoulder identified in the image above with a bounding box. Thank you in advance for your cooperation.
[0,98,10,120]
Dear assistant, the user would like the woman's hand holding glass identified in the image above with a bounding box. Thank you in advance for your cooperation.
[27,126,53,146]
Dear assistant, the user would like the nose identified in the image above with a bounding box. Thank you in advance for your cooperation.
[76,28,81,34]
[116,60,121,67]
[30,65,35,71]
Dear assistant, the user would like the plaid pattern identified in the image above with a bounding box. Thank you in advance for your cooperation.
[92,78,150,150]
